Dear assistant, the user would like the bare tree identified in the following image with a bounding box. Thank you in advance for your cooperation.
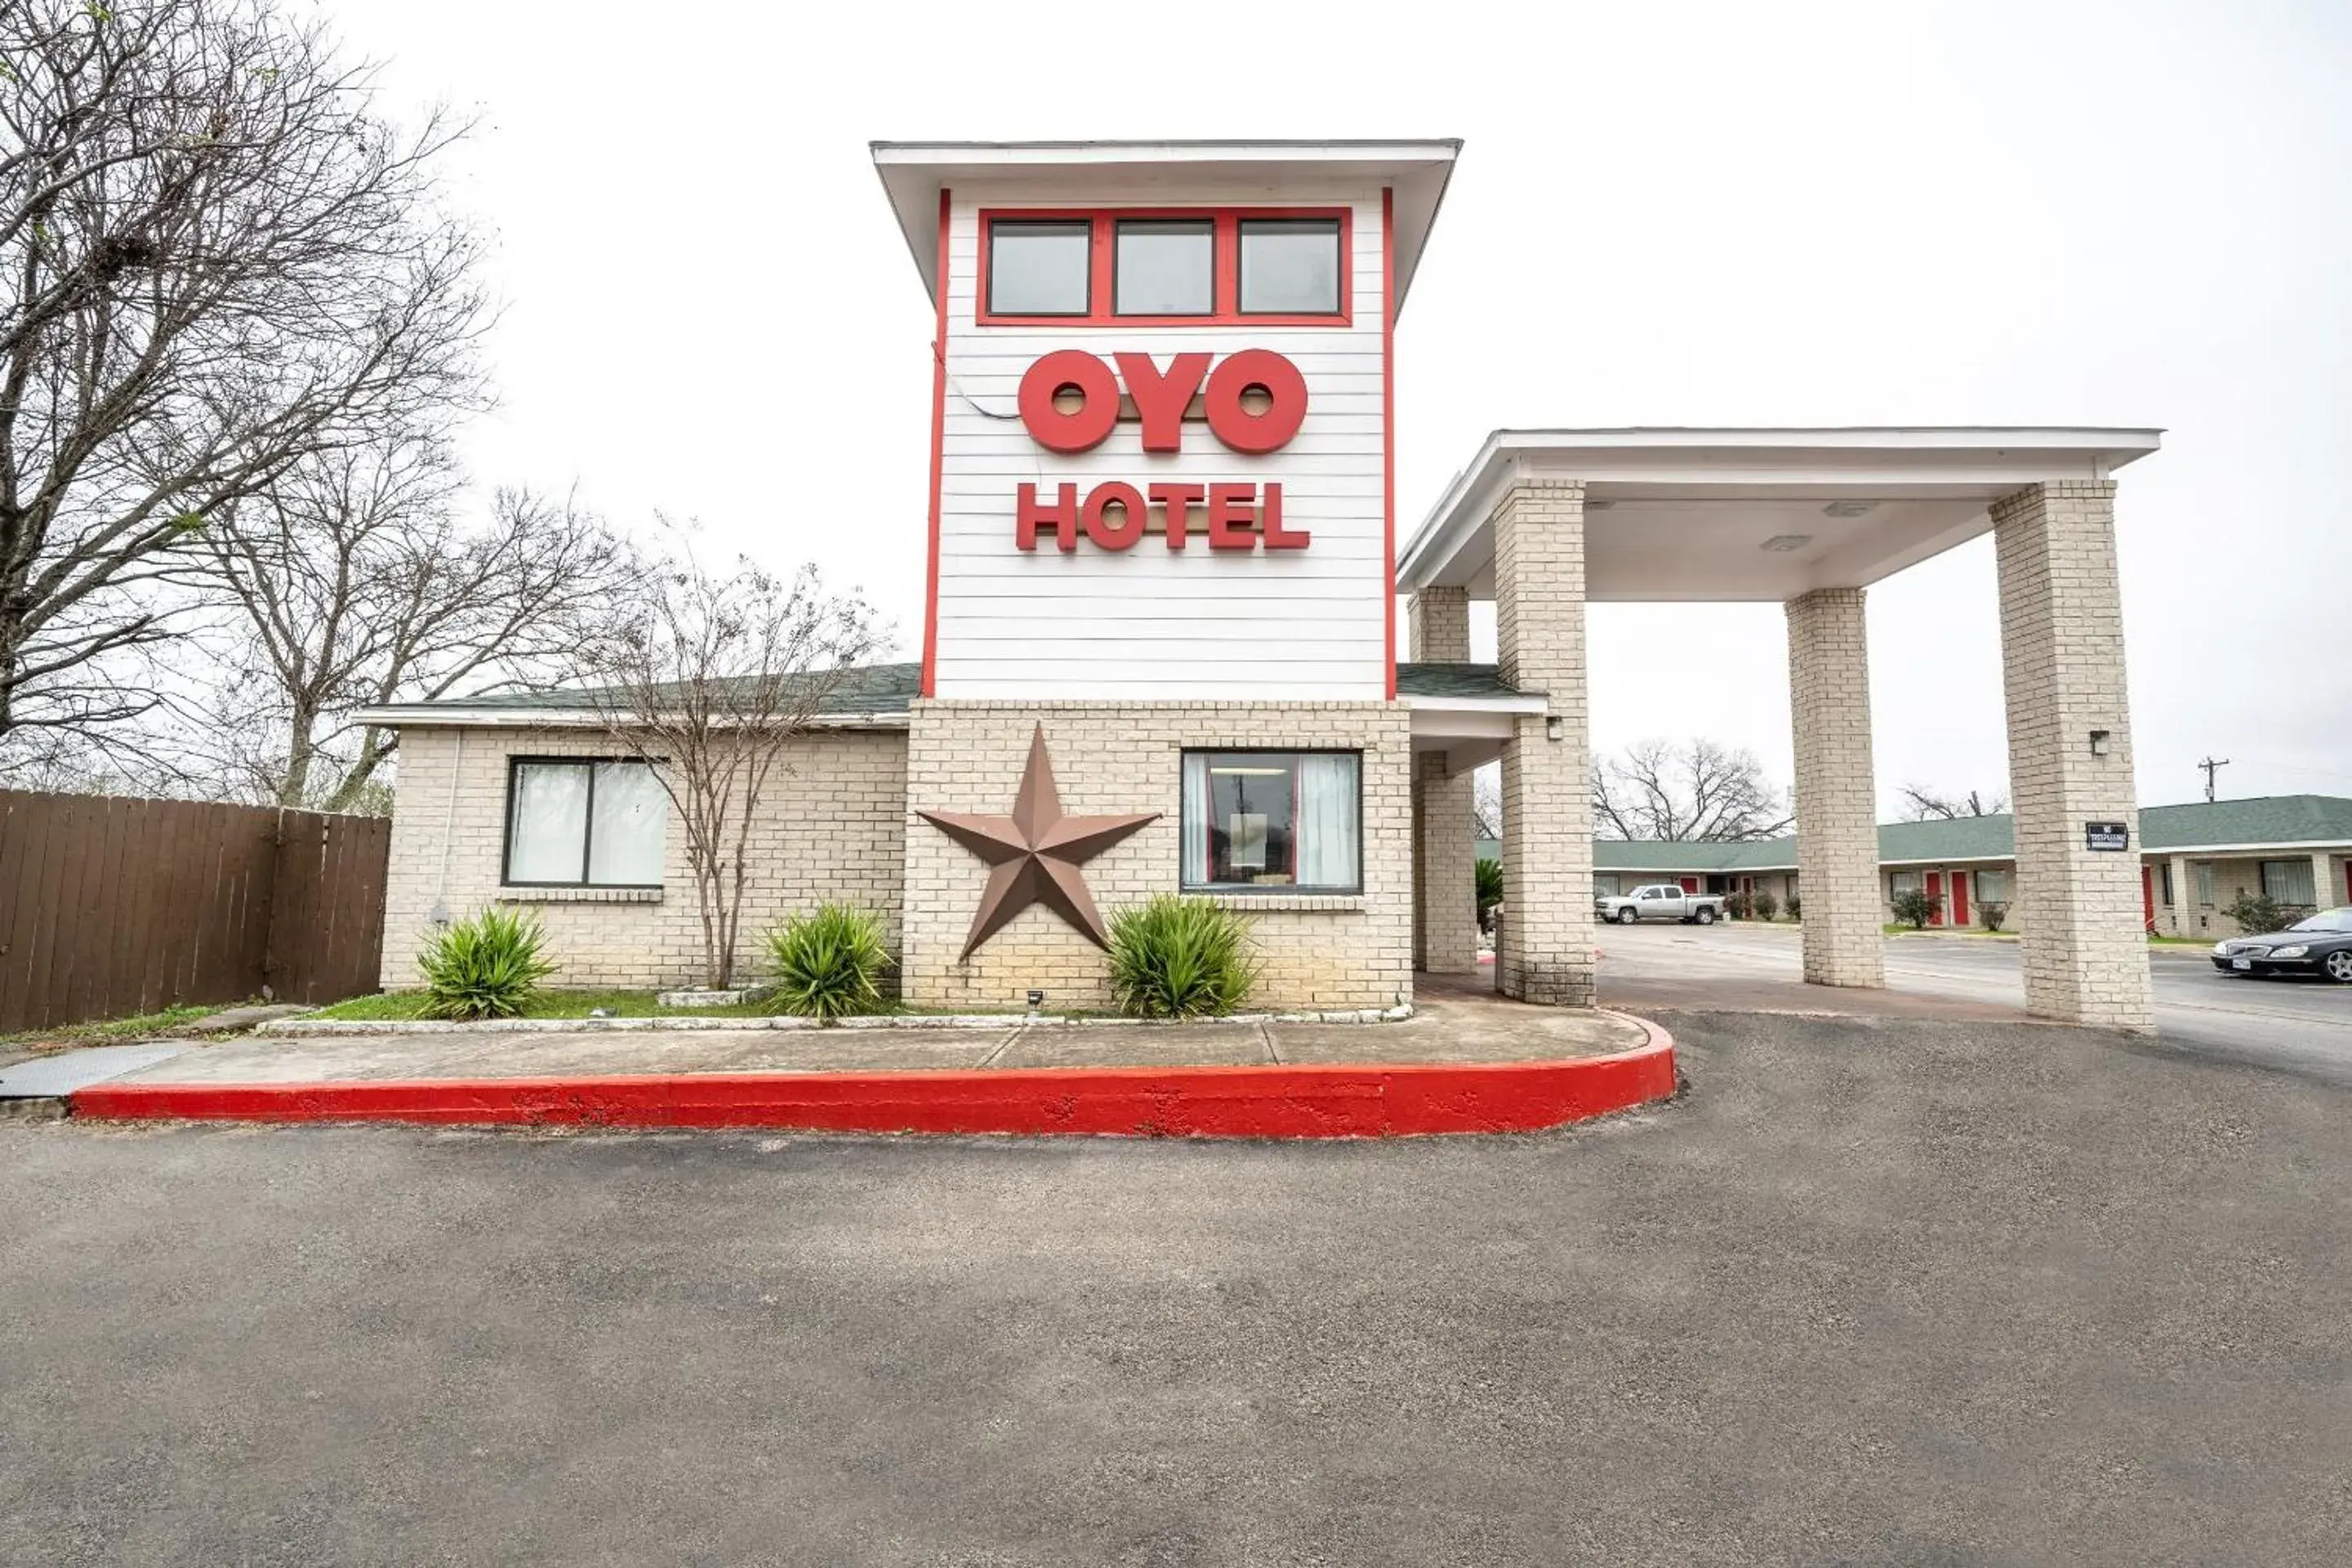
[1593,737,1793,842]
[0,0,489,746]
[1471,763,1501,840]
[569,541,882,990]
[193,432,635,810]
[1899,784,2009,821]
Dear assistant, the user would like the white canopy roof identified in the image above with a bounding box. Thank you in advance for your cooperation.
[1398,427,2163,602]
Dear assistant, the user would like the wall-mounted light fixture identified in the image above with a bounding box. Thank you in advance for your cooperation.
[2089,729,2112,758]
[1546,715,1564,743]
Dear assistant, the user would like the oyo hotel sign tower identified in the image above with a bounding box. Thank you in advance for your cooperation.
[874,141,1485,1012]
[873,140,1460,702]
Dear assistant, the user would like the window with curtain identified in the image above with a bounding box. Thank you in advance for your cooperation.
[1890,871,1924,899]
[1179,751,1361,893]
[2260,859,2317,907]
[1976,869,2010,905]
[2196,862,2215,906]
[504,759,666,887]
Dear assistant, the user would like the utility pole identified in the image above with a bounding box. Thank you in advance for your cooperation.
[2197,756,2230,803]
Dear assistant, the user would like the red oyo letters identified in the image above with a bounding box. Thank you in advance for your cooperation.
[1014,350,1308,457]
[1011,349,1312,553]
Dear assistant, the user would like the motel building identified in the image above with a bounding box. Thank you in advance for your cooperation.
[362,139,2176,1031]
[1566,792,2352,938]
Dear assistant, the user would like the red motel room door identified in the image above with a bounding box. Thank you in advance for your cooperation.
[1949,871,1969,927]
[1925,871,1944,926]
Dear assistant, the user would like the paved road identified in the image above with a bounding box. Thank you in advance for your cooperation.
[1600,922,2352,1085]
[6,1011,2350,1565]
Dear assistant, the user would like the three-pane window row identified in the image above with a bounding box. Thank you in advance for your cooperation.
[986,216,1343,319]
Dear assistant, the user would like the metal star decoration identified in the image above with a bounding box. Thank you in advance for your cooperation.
[919,724,1159,961]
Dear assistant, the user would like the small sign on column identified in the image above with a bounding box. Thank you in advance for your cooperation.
[2085,821,2130,852]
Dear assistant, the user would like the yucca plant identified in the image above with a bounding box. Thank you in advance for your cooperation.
[766,902,890,1021]
[1474,858,1503,931]
[1106,895,1260,1019]
[416,907,559,1020]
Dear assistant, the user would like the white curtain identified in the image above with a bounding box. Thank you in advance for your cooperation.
[1181,753,1211,886]
[1294,754,1360,890]
[506,763,590,882]
[588,762,668,885]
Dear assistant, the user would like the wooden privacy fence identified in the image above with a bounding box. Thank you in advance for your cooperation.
[0,791,391,1033]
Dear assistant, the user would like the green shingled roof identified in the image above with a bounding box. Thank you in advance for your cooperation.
[1580,795,2352,872]
[2141,795,2352,849]
[401,661,1517,716]
[1594,839,1799,872]
[399,662,924,716]
[1394,662,1533,700]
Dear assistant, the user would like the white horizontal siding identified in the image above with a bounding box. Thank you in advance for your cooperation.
[933,181,1388,702]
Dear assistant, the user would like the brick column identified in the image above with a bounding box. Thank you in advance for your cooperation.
[2170,853,2194,937]
[2314,852,2337,916]
[1493,479,1594,1005]
[1415,751,1477,973]
[1407,583,1478,974]
[1409,586,1471,662]
[1785,588,1885,988]
[1993,480,2154,1031]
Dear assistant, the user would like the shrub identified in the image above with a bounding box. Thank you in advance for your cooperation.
[1106,895,1261,1019]
[1891,889,1940,930]
[1723,889,1753,920]
[1475,858,1503,933]
[1752,889,1780,922]
[2221,890,2291,936]
[766,902,891,1020]
[1786,894,1802,922]
[416,907,558,1020]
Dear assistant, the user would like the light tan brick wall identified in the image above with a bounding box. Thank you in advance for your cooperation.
[1408,587,1471,662]
[2168,852,2350,937]
[1993,480,2154,1029]
[1493,479,1595,1004]
[902,702,1413,1012]
[1416,751,1477,973]
[380,725,907,991]
[1786,588,1886,987]
[1882,861,2025,930]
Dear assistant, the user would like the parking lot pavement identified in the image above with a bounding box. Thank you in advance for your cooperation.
[1599,921,2352,1085]
[5,1009,2351,1565]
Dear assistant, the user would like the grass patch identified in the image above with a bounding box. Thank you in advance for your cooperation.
[307,988,811,1022]
[0,1001,243,1054]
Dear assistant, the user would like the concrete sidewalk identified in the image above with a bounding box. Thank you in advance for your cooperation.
[108,986,1650,1088]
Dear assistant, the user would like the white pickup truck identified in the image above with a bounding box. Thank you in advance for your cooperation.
[1595,884,1728,925]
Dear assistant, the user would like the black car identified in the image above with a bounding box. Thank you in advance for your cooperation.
[2212,907,2352,982]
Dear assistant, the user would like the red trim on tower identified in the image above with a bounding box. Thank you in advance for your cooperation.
[921,187,951,698]
[1381,187,1397,701]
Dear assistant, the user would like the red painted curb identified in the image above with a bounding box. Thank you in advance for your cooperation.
[69,1023,1676,1140]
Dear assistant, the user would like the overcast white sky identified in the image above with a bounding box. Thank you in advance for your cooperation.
[330,0,2352,817]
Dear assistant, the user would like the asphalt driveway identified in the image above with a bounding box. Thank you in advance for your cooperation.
[1600,921,2352,1084]
[4,1011,2350,1565]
